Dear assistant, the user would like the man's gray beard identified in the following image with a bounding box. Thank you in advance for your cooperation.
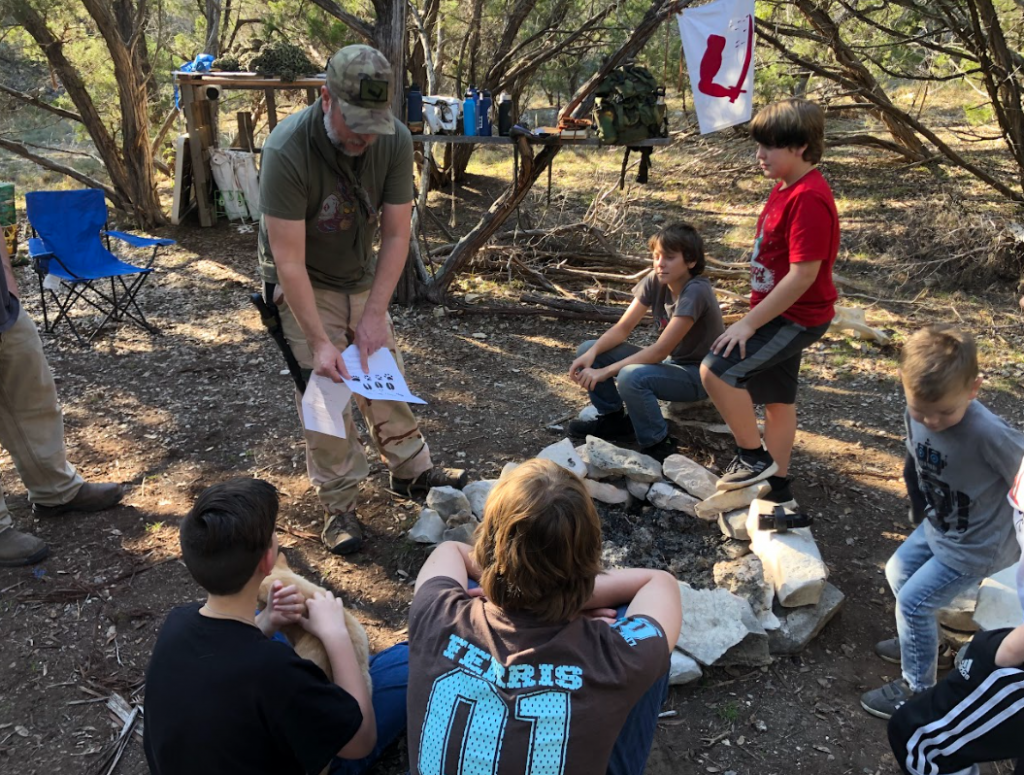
[323,110,360,156]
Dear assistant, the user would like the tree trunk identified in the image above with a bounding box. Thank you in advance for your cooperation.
[204,0,222,57]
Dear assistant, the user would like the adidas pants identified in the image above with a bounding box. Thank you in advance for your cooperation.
[888,628,1024,775]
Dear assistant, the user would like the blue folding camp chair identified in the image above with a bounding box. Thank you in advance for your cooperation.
[25,189,175,344]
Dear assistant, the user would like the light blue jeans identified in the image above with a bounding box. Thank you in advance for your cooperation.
[577,340,707,447]
[885,524,981,692]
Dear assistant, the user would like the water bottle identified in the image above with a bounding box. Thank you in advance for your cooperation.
[479,90,493,136]
[498,92,513,136]
[462,88,476,137]
[406,83,423,134]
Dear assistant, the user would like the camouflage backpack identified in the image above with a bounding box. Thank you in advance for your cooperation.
[594,64,667,146]
[593,64,667,187]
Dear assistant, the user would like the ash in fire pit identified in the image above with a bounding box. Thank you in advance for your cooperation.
[597,502,745,589]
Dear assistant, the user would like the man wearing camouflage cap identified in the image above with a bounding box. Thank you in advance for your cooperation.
[257,44,465,555]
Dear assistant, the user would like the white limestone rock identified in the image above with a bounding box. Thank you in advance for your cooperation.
[537,438,588,478]
[663,454,719,500]
[647,482,699,515]
[767,582,846,655]
[463,480,498,519]
[695,483,770,519]
[973,565,1024,630]
[408,508,445,544]
[747,501,828,608]
[585,436,662,483]
[585,479,632,505]
[722,539,751,560]
[626,479,652,501]
[669,650,703,685]
[714,555,780,631]
[426,486,472,519]
[717,509,749,541]
[575,444,610,480]
[938,581,981,633]
[676,582,771,667]
[499,462,520,480]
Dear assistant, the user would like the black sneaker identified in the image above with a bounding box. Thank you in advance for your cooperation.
[567,409,635,442]
[639,435,677,463]
[761,475,797,509]
[391,467,468,497]
[716,446,778,491]
[860,679,915,720]
[322,512,364,555]
[875,638,954,671]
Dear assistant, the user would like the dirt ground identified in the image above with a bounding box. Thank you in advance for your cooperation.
[2,112,1024,775]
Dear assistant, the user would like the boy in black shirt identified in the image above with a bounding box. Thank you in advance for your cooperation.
[144,478,405,775]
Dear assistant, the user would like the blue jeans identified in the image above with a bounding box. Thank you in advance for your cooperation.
[577,340,707,447]
[886,525,981,692]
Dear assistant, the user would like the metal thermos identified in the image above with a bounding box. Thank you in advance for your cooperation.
[497,92,513,136]
[462,87,476,137]
[406,83,423,134]
[479,90,493,136]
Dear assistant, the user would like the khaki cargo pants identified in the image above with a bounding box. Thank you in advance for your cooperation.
[0,310,84,530]
[280,287,432,517]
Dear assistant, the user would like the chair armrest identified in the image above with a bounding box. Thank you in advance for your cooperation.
[103,230,176,248]
[27,237,54,260]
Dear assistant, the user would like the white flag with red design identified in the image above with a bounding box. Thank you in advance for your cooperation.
[678,0,756,134]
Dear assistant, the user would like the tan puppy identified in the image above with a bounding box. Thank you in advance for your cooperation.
[257,553,372,695]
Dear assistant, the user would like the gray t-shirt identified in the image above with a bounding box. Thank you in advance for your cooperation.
[1007,458,1024,611]
[0,259,19,334]
[906,401,1024,575]
[633,274,724,364]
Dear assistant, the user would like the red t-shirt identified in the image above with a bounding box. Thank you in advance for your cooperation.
[749,168,839,327]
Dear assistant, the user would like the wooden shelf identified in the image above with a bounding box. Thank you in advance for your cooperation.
[173,71,326,89]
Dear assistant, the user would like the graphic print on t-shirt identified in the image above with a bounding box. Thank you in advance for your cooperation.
[750,232,774,294]
[316,176,358,233]
[916,439,970,533]
[418,633,582,775]
[611,617,663,646]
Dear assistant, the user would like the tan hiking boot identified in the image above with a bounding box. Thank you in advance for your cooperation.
[33,482,124,517]
[391,467,468,497]
[0,527,49,566]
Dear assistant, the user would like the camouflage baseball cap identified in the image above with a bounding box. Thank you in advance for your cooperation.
[326,45,395,135]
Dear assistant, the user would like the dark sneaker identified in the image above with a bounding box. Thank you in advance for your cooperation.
[567,409,635,442]
[716,447,778,491]
[860,679,915,720]
[639,435,678,464]
[322,512,363,555]
[33,482,123,517]
[390,467,468,497]
[0,527,49,567]
[761,476,797,509]
[875,638,954,671]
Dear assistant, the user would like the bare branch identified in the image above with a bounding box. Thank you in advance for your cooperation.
[306,0,375,42]
[0,137,122,207]
[0,82,83,123]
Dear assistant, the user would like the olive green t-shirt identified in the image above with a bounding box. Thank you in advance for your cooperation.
[257,99,414,293]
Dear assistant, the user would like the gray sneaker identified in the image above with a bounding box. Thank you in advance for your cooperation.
[875,638,954,671]
[860,679,915,720]
[0,527,49,567]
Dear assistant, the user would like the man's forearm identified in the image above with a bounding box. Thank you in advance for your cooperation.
[277,261,330,349]
[364,234,407,317]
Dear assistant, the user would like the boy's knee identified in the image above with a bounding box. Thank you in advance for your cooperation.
[618,364,644,390]
[576,340,598,358]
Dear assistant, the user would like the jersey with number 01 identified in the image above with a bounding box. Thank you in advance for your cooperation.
[407,576,669,775]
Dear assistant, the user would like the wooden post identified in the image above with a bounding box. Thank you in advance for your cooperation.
[265,89,278,130]
[306,88,317,105]
[179,81,214,227]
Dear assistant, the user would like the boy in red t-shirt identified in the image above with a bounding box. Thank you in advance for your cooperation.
[700,98,839,506]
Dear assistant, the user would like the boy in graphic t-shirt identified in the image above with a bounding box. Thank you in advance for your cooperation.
[567,222,725,462]
[407,459,682,775]
[701,98,839,507]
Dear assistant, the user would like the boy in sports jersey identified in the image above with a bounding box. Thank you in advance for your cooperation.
[407,458,682,775]
[700,98,839,508]
[887,456,1024,774]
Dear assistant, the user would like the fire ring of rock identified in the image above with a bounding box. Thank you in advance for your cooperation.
[408,434,845,686]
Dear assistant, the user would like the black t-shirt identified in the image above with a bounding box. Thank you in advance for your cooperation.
[143,604,362,775]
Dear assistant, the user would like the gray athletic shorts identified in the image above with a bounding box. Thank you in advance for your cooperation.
[701,315,830,405]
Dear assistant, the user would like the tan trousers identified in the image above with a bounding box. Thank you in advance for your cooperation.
[0,310,84,529]
[280,287,432,516]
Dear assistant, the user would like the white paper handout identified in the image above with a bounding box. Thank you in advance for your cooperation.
[301,374,352,439]
[341,345,426,404]
[678,0,755,134]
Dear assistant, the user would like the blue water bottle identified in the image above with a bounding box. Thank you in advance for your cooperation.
[479,90,493,136]
[406,83,423,134]
[462,87,476,137]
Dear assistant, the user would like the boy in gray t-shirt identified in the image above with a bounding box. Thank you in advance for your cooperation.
[861,325,1024,720]
[566,223,725,462]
